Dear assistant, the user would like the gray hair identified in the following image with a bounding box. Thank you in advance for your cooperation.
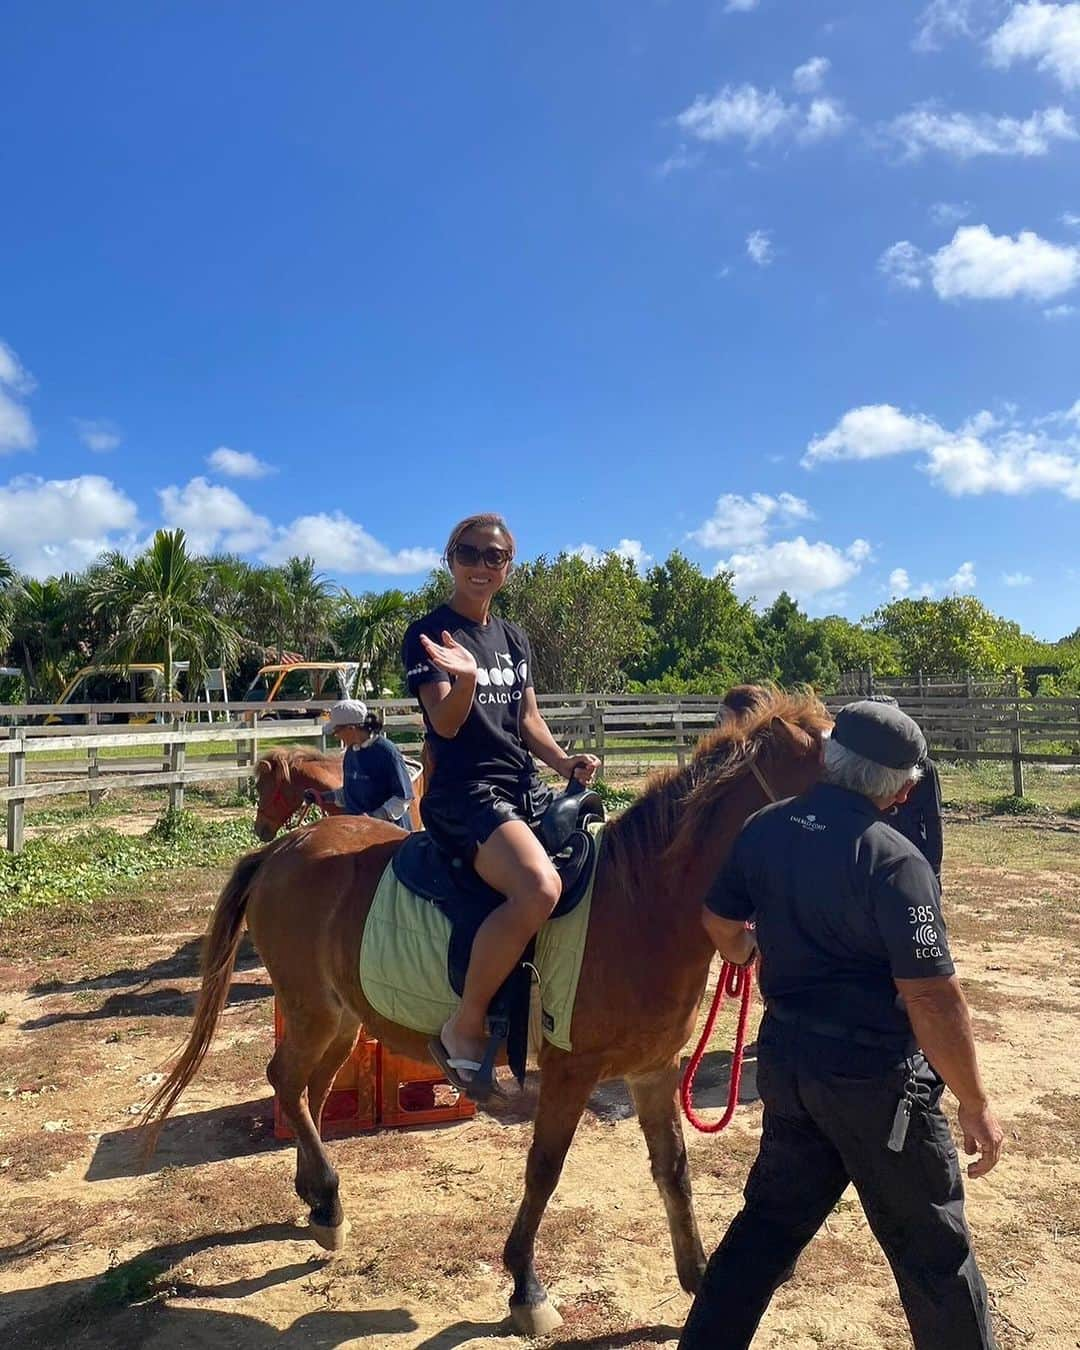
[822,735,922,803]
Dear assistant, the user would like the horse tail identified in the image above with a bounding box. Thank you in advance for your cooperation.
[141,846,267,1156]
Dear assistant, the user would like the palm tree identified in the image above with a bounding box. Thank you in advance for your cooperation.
[0,555,14,657]
[8,576,80,699]
[334,589,411,693]
[276,556,337,657]
[89,529,242,700]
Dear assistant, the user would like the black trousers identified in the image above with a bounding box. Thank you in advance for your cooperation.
[679,1019,996,1349]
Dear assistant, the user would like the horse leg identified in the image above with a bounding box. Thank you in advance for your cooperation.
[503,1060,597,1336]
[626,1060,707,1294]
[306,1013,362,1134]
[266,1000,350,1251]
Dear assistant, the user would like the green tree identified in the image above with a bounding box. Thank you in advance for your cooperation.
[498,552,647,692]
[89,529,242,699]
[816,614,901,680]
[275,556,337,658]
[8,575,83,699]
[334,589,411,693]
[758,593,841,691]
[631,552,765,693]
[867,596,1021,677]
[0,554,14,656]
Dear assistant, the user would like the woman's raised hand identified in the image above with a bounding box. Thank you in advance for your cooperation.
[420,631,479,680]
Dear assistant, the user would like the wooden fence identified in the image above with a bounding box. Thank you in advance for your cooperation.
[3,692,1079,853]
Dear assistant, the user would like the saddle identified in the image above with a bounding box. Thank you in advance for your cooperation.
[391,778,605,1086]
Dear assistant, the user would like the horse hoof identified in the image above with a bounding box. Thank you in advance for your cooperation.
[509,1298,563,1337]
[310,1218,350,1252]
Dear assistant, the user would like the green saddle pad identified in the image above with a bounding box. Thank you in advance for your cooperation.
[358,823,602,1053]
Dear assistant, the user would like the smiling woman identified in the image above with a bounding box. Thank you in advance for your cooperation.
[400,512,601,1100]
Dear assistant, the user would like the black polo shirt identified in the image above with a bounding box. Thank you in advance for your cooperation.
[705,782,954,1054]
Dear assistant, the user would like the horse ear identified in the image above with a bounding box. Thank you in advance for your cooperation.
[769,716,817,758]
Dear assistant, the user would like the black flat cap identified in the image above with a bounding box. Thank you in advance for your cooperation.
[833,700,926,770]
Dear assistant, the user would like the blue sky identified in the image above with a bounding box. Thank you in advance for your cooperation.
[1,1,1078,639]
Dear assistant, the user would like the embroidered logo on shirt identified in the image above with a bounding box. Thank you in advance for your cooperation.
[791,812,826,833]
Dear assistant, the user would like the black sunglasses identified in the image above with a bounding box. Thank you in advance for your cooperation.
[451,543,512,568]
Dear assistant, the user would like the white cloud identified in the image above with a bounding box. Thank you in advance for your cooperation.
[1045,302,1077,317]
[676,84,794,148]
[0,474,139,577]
[1064,211,1080,227]
[931,224,1080,300]
[879,240,927,290]
[793,56,830,93]
[207,445,276,479]
[261,513,441,574]
[914,0,975,51]
[808,398,1080,500]
[948,560,977,592]
[800,98,848,142]
[988,2,1080,90]
[930,201,971,226]
[0,340,36,455]
[691,492,812,549]
[717,537,871,606]
[571,539,653,572]
[657,144,704,177]
[158,477,273,556]
[1003,570,1034,585]
[925,432,1080,496]
[746,229,774,266]
[74,419,122,453]
[803,405,948,467]
[674,83,847,153]
[885,104,1077,159]
[888,567,912,597]
[725,0,760,10]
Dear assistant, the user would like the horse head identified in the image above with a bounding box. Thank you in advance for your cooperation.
[253,747,342,841]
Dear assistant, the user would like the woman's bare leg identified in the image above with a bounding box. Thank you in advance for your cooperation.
[439,820,561,1071]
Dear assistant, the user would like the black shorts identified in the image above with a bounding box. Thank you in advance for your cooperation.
[420,776,553,858]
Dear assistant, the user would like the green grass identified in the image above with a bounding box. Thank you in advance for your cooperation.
[938,760,1080,813]
[0,809,258,918]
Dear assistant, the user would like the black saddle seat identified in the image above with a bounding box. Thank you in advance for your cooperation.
[389,779,605,1087]
[392,780,605,923]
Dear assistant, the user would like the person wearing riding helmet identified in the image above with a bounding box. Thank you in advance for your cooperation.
[402,512,599,1100]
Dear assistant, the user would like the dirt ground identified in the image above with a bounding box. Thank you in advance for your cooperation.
[1,814,1078,1350]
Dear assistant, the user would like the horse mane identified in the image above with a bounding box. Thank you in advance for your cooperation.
[600,687,832,898]
[255,744,338,786]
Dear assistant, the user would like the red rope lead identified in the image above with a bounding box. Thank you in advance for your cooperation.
[680,960,755,1134]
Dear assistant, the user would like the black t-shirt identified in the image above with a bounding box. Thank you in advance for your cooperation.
[402,604,537,791]
[705,782,954,1050]
[889,758,944,879]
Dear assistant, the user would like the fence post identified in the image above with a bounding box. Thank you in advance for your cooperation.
[236,721,249,794]
[674,700,686,770]
[250,711,260,786]
[87,710,102,808]
[1011,678,1025,798]
[589,699,605,778]
[7,726,25,855]
[320,719,332,754]
[168,716,186,813]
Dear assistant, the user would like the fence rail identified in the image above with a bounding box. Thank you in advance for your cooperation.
[4,692,1079,853]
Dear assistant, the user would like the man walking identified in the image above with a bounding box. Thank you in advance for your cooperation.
[681,699,1002,1349]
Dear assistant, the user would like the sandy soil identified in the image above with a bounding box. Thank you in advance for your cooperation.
[1,822,1078,1350]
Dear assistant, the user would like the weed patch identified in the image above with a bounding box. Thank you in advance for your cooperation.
[0,811,256,918]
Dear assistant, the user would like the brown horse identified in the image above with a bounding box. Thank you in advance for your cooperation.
[253,745,425,840]
[145,690,829,1335]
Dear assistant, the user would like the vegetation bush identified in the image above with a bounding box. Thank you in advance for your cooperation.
[0,810,256,917]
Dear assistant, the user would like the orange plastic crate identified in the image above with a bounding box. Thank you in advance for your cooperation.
[271,1001,475,1135]
[379,1047,477,1129]
[273,1002,378,1140]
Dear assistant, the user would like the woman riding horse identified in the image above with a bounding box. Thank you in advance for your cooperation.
[402,512,599,1100]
